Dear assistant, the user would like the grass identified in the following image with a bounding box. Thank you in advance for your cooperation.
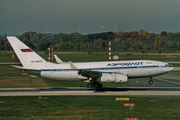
[43,53,180,63]
[0,53,19,62]
[175,71,180,75]
[0,65,49,88]
[0,65,27,78]
[0,78,49,88]
[0,96,179,120]
[1,51,180,63]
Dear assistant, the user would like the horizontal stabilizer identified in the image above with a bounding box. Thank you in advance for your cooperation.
[11,65,23,69]
[11,65,41,71]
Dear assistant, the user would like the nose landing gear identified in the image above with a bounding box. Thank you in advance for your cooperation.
[148,77,153,85]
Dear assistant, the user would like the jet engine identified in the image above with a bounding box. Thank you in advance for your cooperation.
[97,73,128,83]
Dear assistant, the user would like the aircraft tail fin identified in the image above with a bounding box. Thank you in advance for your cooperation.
[7,36,47,68]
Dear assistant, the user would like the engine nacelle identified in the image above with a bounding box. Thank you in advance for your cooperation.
[97,73,128,83]
[114,74,128,83]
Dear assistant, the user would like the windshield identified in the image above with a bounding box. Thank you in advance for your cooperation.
[165,64,173,67]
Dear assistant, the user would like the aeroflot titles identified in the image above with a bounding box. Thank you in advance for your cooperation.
[107,62,143,66]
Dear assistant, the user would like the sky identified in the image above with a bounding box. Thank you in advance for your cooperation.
[1,0,180,35]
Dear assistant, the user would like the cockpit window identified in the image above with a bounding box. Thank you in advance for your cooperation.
[165,64,173,67]
[165,64,169,66]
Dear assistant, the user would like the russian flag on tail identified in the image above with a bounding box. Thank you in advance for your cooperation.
[21,49,33,52]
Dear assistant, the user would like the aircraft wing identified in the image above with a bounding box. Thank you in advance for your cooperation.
[69,61,124,79]
[69,61,102,79]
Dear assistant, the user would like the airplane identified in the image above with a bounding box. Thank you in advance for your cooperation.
[7,36,174,88]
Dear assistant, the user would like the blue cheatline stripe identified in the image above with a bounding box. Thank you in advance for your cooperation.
[41,65,170,72]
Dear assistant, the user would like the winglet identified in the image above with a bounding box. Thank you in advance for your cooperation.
[68,61,78,70]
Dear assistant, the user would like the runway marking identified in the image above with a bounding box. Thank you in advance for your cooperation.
[154,77,180,85]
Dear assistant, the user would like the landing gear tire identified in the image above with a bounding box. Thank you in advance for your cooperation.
[87,82,102,88]
[149,80,153,85]
[94,82,102,88]
[94,84,98,88]
[98,84,102,88]
[87,84,92,87]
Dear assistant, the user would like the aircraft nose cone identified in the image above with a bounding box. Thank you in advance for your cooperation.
[168,66,174,72]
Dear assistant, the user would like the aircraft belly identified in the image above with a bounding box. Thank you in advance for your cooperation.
[127,70,140,77]
[138,70,151,77]
[41,71,86,81]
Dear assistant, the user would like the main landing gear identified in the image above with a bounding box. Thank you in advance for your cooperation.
[148,77,153,85]
[87,81,102,88]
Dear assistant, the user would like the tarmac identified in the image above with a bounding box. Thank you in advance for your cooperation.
[0,87,180,96]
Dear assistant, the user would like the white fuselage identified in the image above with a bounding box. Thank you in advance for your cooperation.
[40,60,174,81]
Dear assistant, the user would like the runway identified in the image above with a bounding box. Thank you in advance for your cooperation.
[0,87,180,97]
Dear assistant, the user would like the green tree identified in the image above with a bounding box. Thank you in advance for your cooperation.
[158,37,165,50]
[4,41,11,50]
[87,42,92,51]
[176,42,180,50]
[0,40,5,50]
[93,39,103,50]
[154,38,159,50]
[161,31,167,37]
[80,42,87,50]
[22,40,35,49]
[59,42,65,50]
[144,43,148,51]
[154,36,165,50]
